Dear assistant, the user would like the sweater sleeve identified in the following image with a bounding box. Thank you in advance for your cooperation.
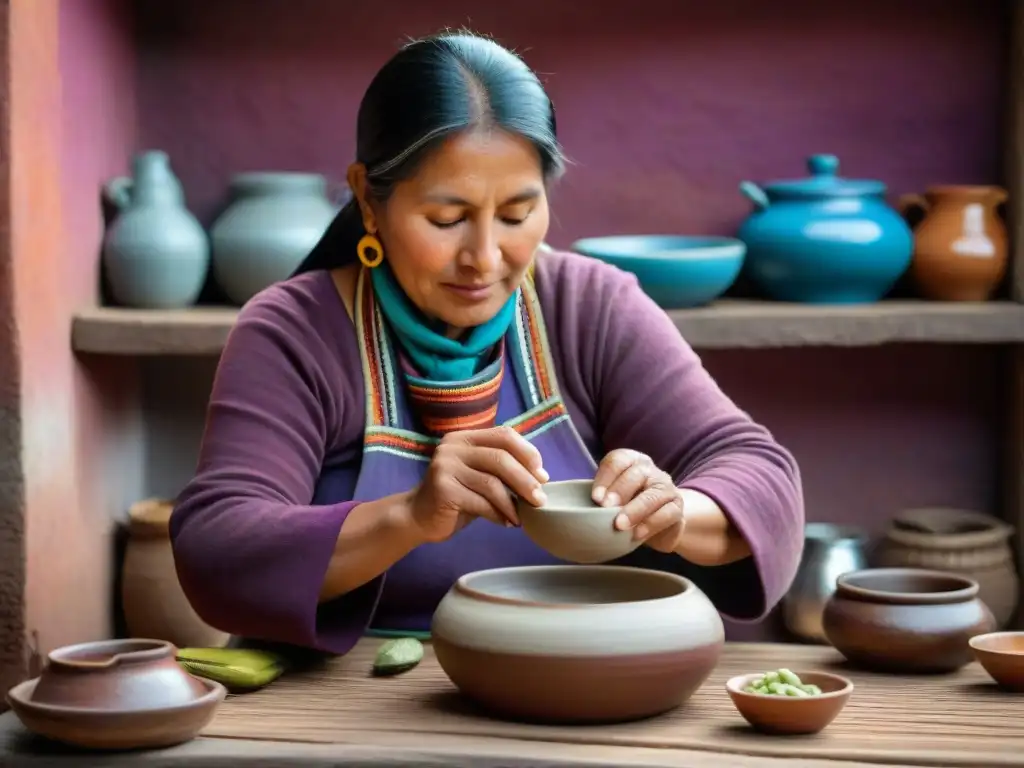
[169,286,382,654]
[573,261,805,621]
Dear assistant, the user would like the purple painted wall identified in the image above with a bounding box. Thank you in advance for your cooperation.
[126,0,1007,639]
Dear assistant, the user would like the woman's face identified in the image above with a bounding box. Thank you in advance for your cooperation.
[350,128,550,334]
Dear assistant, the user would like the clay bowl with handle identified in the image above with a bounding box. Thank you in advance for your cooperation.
[821,568,995,674]
[430,564,725,723]
[726,671,853,735]
[516,479,640,563]
[6,638,226,750]
[969,631,1024,691]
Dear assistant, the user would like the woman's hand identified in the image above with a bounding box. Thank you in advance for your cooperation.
[592,448,684,553]
[406,426,549,543]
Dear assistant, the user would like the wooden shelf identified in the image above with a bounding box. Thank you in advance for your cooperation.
[71,300,1024,355]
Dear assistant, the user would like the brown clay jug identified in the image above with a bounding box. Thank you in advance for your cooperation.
[898,185,1008,301]
[121,498,230,648]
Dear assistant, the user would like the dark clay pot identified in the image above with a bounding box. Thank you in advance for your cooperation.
[822,568,995,674]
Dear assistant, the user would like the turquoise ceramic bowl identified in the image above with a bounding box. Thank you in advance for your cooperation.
[570,235,745,308]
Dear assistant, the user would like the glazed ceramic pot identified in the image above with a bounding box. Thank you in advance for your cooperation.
[211,172,337,305]
[515,479,640,563]
[738,154,913,303]
[431,565,725,723]
[873,507,1019,629]
[102,150,210,308]
[821,568,996,674]
[569,235,746,308]
[121,499,230,648]
[781,523,869,644]
[6,638,225,750]
[899,186,1008,301]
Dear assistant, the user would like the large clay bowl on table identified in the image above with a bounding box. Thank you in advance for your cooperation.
[6,638,226,750]
[430,565,725,724]
[822,568,995,674]
[515,479,640,563]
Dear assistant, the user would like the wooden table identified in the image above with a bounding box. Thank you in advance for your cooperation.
[0,640,1018,768]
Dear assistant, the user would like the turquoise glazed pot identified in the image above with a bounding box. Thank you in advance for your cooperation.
[569,235,745,308]
[737,154,913,304]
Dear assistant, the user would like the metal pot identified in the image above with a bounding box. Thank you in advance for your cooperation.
[782,523,868,643]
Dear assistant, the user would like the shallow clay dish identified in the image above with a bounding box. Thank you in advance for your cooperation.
[822,568,995,674]
[431,564,724,723]
[6,638,226,750]
[726,671,853,735]
[969,632,1024,691]
[516,479,639,563]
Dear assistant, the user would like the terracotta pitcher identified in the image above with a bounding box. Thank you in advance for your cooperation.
[899,185,1008,301]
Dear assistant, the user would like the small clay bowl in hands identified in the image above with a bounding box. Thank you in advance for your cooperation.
[969,632,1024,691]
[822,568,995,674]
[6,638,226,750]
[516,479,640,564]
[726,671,853,735]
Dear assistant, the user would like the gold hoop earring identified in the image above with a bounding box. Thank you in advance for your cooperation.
[357,234,384,268]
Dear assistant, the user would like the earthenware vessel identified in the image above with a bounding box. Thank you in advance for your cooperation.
[899,186,1008,301]
[211,172,337,305]
[822,568,995,673]
[569,235,746,308]
[102,150,209,308]
[969,632,1024,691]
[782,523,869,643]
[431,565,725,723]
[873,507,1018,629]
[6,638,226,750]
[738,154,913,303]
[726,671,853,735]
[121,499,230,648]
[515,479,640,564]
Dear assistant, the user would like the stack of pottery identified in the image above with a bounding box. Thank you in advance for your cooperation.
[210,172,338,305]
[872,507,1019,628]
[102,151,209,309]
[899,186,1008,301]
[737,154,913,304]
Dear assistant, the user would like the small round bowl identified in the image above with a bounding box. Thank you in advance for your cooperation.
[969,632,1024,691]
[570,235,745,309]
[725,671,853,735]
[516,479,639,564]
[822,568,995,674]
[6,638,226,750]
[431,565,725,723]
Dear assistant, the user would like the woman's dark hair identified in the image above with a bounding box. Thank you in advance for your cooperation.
[292,31,564,275]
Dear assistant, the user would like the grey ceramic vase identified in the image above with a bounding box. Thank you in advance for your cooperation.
[102,151,210,309]
[210,172,338,306]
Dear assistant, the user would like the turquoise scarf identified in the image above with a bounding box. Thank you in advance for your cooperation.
[369,263,517,382]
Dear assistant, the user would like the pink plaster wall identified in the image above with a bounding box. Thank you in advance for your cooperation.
[12,0,143,662]
[128,0,1009,640]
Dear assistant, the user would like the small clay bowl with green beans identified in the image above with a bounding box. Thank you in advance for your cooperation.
[725,668,853,735]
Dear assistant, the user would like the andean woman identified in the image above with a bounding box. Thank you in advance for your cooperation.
[170,31,805,653]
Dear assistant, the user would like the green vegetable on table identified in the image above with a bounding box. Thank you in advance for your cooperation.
[372,638,424,677]
[743,668,822,697]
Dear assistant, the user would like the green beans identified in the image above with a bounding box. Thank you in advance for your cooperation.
[743,668,823,697]
[372,638,424,676]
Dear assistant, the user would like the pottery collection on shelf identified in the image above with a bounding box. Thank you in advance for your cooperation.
[100,149,1012,311]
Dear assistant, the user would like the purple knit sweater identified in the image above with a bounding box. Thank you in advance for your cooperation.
[170,249,804,653]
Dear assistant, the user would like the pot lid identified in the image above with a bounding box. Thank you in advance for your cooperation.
[761,154,886,199]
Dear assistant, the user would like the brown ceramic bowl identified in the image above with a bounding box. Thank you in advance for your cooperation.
[516,479,640,563]
[969,632,1024,691]
[822,568,995,674]
[6,638,226,750]
[431,565,725,723]
[726,671,853,735]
